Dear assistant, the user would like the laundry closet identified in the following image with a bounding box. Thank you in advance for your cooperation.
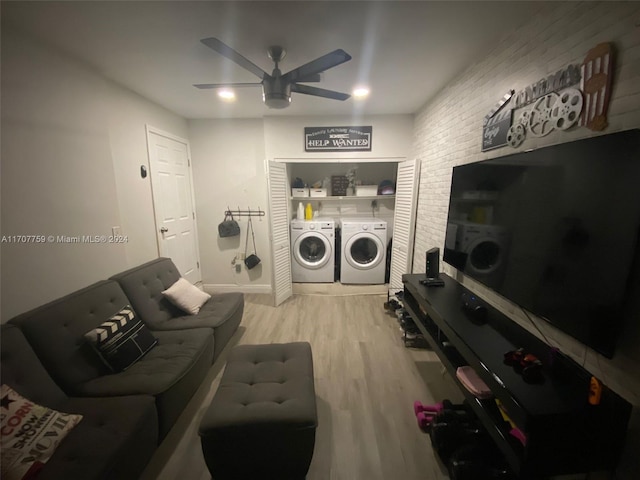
[264,116,416,305]
[267,157,418,303]
[289,160,397,278]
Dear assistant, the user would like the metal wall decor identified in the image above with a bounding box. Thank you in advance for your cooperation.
[482,91,515,151]
[580,43,615,131]
[482,41,616,151]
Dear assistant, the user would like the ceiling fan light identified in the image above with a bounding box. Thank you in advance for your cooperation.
[218,89,236,100]
[262,80,291,109]
[353,87,370,98]
[263,93,291,109]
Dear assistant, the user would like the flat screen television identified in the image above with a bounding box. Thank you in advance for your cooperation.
[443,129,640,358]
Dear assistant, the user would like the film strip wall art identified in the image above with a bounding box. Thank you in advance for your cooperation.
[482,42,615,152]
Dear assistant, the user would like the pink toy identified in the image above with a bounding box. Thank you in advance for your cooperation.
[509,427,528,446]
[413,400,444,417]
[416,411,436,430]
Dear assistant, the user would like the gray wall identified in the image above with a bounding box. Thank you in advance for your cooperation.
[188,118,270,293]
[1,27,188,320]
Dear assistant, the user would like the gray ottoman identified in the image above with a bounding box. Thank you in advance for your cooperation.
[199,342,317,480]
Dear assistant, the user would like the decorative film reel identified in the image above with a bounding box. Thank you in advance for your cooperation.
[528,93,558,137]
[551,88,584,130]
[506,124,526,148]
[517,109,532,129]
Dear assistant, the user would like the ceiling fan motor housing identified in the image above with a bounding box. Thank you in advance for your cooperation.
[262,72,291,109]
[197,38,351,108]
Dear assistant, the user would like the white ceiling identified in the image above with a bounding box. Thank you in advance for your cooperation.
[2,1,546,119]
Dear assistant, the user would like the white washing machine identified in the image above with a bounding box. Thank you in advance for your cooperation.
[340,218,387,284]
[291,218,335,283]
[450,221,510,284]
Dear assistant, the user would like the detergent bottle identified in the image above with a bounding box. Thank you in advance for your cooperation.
[297,202,304,220]
[305,203,313,220]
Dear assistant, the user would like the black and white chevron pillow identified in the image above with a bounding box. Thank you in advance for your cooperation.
[84,305,158,372]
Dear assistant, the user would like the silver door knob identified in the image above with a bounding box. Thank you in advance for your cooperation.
[160,227,168,233]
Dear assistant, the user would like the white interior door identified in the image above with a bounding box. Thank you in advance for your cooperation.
[267,161,292,306]
[147,128,201,284]
[389,158,420,290]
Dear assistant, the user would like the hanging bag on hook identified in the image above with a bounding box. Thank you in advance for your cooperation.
[244,215,261,270]
[218,210,240,238]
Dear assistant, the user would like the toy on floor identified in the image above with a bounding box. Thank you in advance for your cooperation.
[413,400,445,431]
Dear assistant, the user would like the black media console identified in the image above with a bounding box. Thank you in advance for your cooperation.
[402,273,632,479]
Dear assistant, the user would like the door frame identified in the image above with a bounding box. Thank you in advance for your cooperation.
[145,125,202,282]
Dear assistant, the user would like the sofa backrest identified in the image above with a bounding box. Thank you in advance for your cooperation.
[109,257,185,328]
[9,280,130,394]
[1,324,68,408]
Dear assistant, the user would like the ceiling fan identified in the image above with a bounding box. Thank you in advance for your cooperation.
[194,37,352,109]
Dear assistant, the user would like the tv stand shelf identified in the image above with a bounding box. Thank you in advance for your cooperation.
[402,273,631,479]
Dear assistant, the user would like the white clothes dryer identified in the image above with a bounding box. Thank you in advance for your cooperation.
[340,218,387,284]
[291,218,335,283]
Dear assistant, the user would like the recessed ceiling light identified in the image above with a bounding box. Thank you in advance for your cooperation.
[218,89,236,101]
[353,87,370,98]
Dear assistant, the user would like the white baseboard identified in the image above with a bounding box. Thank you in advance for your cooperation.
[203,283,272,295]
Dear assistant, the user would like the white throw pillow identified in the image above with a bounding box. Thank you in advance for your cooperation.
[162,277,211,315]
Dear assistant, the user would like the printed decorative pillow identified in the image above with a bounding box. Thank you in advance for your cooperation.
[84,305,158,372]
[1,384,83,480]
[162,277,211,315]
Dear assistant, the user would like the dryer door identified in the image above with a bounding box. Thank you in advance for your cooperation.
[344,233,385,270]
[293,232,333,269]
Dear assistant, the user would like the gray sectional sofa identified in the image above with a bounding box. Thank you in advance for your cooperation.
[3,257,243,480]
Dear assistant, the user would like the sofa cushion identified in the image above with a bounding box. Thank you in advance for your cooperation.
[0,324,158,480]
[37,395,157,480]
[1,384,83,480]
[0,324,69,407]
[76,328,214,438]
[108,258,186,329]
[197,293,244,362]
[76,329,212,397]
[162,277,211,315]
[9,280,134,393]
[84,306,158,372]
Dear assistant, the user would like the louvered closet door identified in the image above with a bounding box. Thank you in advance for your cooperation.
[389,159,420,291]
[267,161,292,306]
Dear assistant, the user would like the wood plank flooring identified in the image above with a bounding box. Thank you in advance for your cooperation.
[140,292,462,480]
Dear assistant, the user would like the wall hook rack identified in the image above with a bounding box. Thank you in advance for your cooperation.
[224,207,265,218]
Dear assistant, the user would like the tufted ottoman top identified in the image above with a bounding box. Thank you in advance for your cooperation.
[199,342,317,432]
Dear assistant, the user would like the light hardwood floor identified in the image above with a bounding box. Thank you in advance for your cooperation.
[140,291,462,480]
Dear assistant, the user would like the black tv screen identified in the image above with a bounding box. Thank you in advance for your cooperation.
[443,129,640,358]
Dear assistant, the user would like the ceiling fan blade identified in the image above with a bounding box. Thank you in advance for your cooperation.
[284,49,352,83]
[295,73,322,83]
[291,83,350,101]
[200,37,268,80]
[194,82,261,89]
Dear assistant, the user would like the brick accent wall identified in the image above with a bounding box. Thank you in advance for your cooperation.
[412,2,640,475]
